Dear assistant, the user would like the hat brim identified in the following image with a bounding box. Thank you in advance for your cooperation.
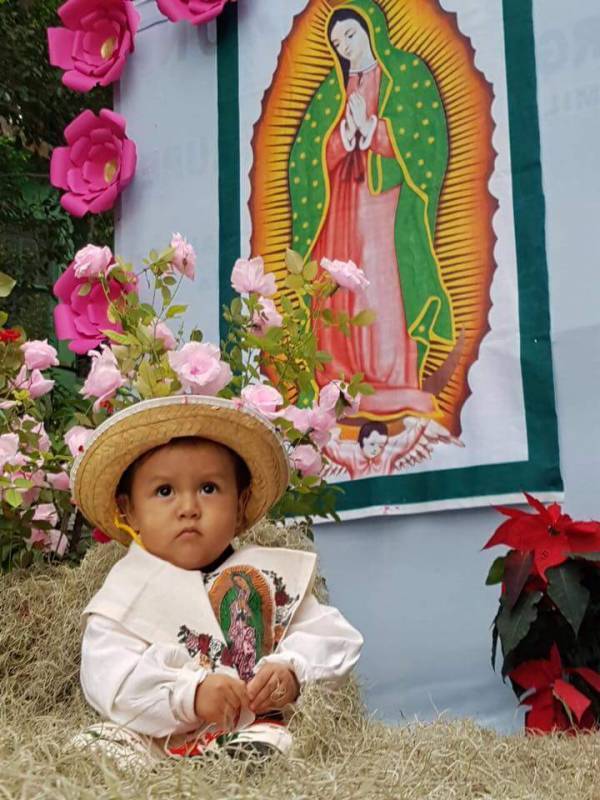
[71,396,290,545]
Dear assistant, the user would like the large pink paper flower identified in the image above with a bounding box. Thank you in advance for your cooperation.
[53,261,135,354]
[48,0,140,92]
[156,0,229,26]
[50,109,137,217]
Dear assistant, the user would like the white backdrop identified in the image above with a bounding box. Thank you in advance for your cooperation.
[116,0,600,732]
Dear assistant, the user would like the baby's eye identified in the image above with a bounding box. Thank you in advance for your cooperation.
[201,482,217,495]
[156,485,172,497]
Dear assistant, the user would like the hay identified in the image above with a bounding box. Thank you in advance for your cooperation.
[1,527,599,800]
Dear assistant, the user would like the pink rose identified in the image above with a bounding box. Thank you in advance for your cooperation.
[21,416,51,452]
[318,381,361,416]
[168,342,232,396]
[281,405,311,433]
[252,297,283,335]
[47,470,71,492]
[47,529,69,556]
[17,469,47,507]
[50,109,137,217]
[11,365,55,399]
[64,425,94,457]
[33,503,60,528]
[47,0,140,92]
[72,244,114,279]
[320,258,369,292]
[81,345,126,411]
[20,340,59,371]
[170,233,196,279]
[26,529,49,549]
[147,320,177,351]
[0,433,26,471]
[290,445,322,477]
[157,0,229,26]
[231,257,277,296]
[307,406,337,448]
[53,261,135,354]
[240,384,284,419]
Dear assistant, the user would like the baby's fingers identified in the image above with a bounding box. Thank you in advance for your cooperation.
[247,666,273,701]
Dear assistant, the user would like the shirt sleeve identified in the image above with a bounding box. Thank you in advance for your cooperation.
[255,594,363,687]
[80,613,209,738]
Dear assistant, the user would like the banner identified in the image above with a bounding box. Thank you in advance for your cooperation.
[216,0,563,519]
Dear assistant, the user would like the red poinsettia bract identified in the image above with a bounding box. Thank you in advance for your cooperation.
[510,644,600,733]
[484,493,600,581]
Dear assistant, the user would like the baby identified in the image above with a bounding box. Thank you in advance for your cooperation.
[72,395,363,761]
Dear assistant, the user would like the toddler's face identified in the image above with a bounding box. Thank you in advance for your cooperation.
[119,440,247,570]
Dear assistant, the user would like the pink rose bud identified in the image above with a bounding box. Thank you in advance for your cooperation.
[81,345,126,411]
[21,340,59,371]
[320,257,369,292]
[291,444,322,477]
[156,0,228,25]
[240,384,284,419]
[72,244,114,279]
[168,342,232,396]
[64,425,94,457]
[170,233,196,279]
[252,297,283,335]
[21,415,51,452]
[231,256,277,297]
[149,320,177,351]
[11,365,55,399]
[47,470,71,492]
[318,382,341,412]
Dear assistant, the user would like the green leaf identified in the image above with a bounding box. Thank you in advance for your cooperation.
[4,488,22,508]
[103,329,134,346]
[0,272,16,299]
[351,309,377,326]
[0,312,8,326]
[503,550,534,610]
[356,382,375,396]
[546,561,590,636]
[569,552,600,562]
[285,248,304,275]
[285,274,305,292]
[302,260,318,282]
[77,282,92,297]
[12,478,32,489]
[485,556,505,586]
[190,329,203,343]
[496,590,542,658]
[165,304,187,319]
[316,350,332,363]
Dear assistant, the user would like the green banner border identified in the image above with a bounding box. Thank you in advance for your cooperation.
[217,0,563,515]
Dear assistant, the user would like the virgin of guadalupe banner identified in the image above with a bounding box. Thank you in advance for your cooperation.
[216,0,563,519]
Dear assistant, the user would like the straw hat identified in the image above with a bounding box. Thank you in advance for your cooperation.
[70,395,290,546]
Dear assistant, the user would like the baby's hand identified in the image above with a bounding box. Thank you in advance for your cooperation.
[247,663,300,715]
[194,674,249,731]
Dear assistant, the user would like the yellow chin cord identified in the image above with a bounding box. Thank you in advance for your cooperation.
[113,515,145,549]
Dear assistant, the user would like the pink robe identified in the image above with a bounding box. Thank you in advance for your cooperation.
[312,65,434,416]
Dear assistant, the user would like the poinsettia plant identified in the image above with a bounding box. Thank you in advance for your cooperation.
[485,493,600,732]
[0,237,374,571]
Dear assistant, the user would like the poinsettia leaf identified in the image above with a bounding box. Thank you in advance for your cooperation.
[553,679,591,724]
[496,590,543,659]
[524,688,561,733]
[503,550,534,610]
[485,556,505,586]
[546,561,590,636]
[524,492,552,520]
[569,666,600,694]
[493,504,528,520]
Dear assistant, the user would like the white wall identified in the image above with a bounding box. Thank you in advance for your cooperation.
[116,0,600,732]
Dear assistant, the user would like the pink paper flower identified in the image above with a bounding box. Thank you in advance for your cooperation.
[48,0,140,92]
[50,109,137,217]
[168,342,232,396]
[53,261,135,355]
[231,257,277,297]
[157,0,229,26]
[170,233,196,279]
[252,297,283,335]
[47,470,71,492]
[240,384,284,419]
[291,445,322,477]
[20,340,59,371]
[320,258,369,292]
[64,425,94,457]
[81,345,127,411]
[72,244,114,279]
[11,365,55,399]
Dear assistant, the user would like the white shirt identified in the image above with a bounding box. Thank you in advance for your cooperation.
[81,593,363,738]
